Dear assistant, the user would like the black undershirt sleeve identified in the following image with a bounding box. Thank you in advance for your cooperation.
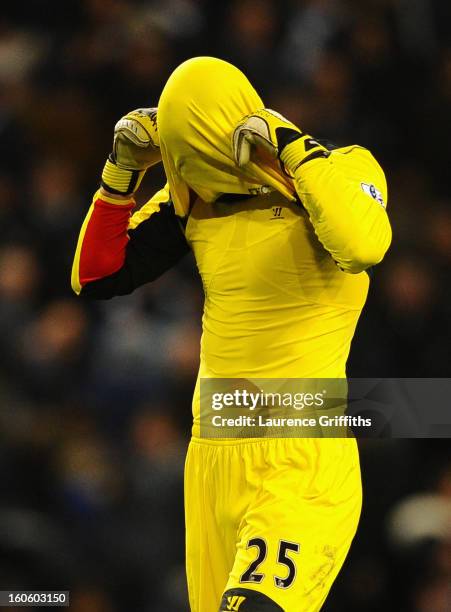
[80,203,190,299]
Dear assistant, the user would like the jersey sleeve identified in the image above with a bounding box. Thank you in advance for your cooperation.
[284,144,392,274]
[71,184,190,299]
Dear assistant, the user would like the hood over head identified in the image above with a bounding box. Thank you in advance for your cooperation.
[158,57,296,217]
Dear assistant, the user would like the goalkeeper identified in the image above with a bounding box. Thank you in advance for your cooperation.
[72,57,391,611]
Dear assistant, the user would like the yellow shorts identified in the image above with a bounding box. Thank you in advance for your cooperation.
[185,437,362,612]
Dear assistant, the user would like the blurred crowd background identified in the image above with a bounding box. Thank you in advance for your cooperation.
[0,0,450,610]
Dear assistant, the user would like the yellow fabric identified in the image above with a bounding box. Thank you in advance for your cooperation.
[282,143,392,273]
[71,203,94,296]
[185,437,362,611]
[157,57,296,217]
[186,183,375,437]
[128,183,171,230]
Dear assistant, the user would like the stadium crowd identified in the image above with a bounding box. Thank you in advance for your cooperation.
[0,1,450,610]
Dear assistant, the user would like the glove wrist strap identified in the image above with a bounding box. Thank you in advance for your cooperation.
[276,127,303,154]
[280,136,329,173]
[101,156,145,196]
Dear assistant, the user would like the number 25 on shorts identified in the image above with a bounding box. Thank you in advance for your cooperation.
[240,538,300,589]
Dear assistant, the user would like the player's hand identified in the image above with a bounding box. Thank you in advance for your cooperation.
[113,108,160,170]
[232,108,329,173]
[101,108,160,197]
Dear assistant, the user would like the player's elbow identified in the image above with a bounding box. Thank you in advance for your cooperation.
[343,249,382,274]
[342,228,392,274]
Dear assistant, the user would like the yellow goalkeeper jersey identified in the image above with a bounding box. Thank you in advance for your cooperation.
[189,190,364,381]
[184,145,390,437]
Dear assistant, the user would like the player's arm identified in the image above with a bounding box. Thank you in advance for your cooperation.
[71,109,190,299]
[233,110,392,274]
[71,184,189,299]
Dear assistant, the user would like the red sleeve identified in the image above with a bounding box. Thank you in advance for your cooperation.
[72,195,135,293]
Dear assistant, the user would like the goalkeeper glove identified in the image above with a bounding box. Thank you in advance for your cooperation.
[101,108,160,197]
[232,108,329,174]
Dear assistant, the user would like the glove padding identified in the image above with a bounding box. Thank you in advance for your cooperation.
[232,108,329,173]
[101,108,160,196]
[113,108,160,170]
